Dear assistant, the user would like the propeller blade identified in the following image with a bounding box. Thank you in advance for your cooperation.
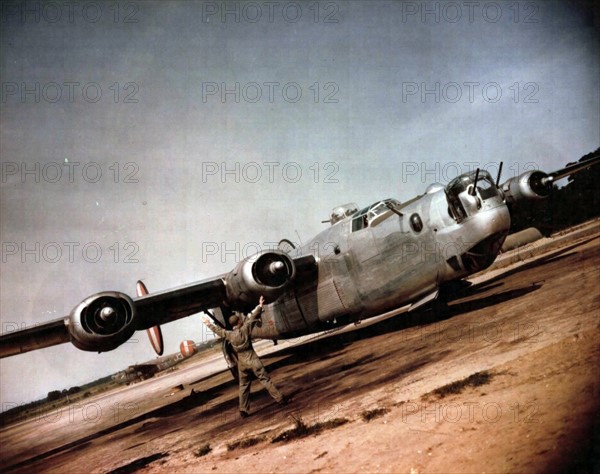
[180,340,197,358]
[136,280,165,356]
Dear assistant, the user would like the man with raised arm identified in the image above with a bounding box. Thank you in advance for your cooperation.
[202,296,287,418]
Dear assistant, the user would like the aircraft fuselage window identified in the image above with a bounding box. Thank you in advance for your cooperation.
[409,213,423,233]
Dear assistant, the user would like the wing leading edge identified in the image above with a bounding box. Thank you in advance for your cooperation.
[0,277,228,359]
[0,252,317,358]
[0,317,70,358]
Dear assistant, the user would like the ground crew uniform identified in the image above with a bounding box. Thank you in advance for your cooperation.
[206,305,284,414]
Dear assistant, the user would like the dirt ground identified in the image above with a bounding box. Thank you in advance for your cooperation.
[1,225,599,474]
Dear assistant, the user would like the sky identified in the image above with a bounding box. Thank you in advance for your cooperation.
[1,0,598,405]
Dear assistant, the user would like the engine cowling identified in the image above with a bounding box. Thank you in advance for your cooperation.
[68,291,137,352]
[224,250,296,309]
[501,170,552,204]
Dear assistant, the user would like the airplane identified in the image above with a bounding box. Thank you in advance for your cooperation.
[1,153,599,379]
[112,342,198,385]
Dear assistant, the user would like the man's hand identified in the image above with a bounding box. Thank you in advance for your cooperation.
[259,295,265,307]
[202,317,211,326]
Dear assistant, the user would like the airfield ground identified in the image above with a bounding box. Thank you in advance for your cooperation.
[1,222,599,473]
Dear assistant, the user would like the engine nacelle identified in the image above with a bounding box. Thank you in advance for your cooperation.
[68,291,137,352]
[501,170,552,204]
[225,250,296,309]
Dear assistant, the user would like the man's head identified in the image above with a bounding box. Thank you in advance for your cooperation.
[229,313,242,328]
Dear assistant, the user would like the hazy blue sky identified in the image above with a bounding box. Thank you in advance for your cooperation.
[1,0,598,404]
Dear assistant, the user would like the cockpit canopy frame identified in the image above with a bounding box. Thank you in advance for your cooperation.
[445,170,499,221]
[329,203,359,225]
[351,198,402,232]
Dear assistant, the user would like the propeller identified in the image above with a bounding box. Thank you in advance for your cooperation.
[136,280,165,356]
[180,340,197,358]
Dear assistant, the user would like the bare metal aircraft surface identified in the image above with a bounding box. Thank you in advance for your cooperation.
[1,155,598,376]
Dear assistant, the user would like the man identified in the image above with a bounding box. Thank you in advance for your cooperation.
[202,296,286,418]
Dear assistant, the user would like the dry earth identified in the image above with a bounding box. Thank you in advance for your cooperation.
[1,225,599,474]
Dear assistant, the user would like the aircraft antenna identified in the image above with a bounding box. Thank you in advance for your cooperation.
[295,230,303,246]
[495,162,503,187]
[470,168,480,196]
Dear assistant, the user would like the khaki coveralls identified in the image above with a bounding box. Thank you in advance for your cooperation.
[207,305,283,413]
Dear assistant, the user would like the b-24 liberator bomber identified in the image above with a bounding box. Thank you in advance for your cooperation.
[1,155,599,376]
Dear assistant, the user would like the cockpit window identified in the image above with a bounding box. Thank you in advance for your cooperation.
[351,198,401,231]
[352,213,368,232]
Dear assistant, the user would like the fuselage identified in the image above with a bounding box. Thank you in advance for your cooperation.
[253,170,510,340]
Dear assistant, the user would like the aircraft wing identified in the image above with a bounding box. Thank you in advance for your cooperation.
[501,152,600,204]
[133,278,227,329]
[546,153,600,182]
[0,277,227,359]
[0,251,317,358]
[0,317,71,358]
